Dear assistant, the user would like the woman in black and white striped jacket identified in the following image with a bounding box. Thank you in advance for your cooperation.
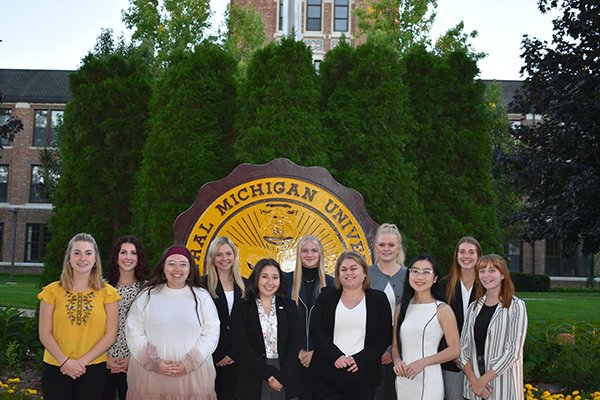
[460,254,528,400]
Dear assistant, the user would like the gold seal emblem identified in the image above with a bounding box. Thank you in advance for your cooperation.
[174,159,378,276]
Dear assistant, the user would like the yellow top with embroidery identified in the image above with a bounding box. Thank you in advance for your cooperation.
[37,281,121,366]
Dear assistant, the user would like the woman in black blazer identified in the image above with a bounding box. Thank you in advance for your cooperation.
[232,258,302,400]
[201,237,246,400]
[310,251,392,400]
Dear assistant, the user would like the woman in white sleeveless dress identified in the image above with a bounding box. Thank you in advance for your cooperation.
[392,255,460,400]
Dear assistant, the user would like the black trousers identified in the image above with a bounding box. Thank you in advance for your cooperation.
[42,362,107,400]
[215,363,239,400]
[103,370,127,400]
[314,367,374,400]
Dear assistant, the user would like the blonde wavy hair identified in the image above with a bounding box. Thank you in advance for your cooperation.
[290,236,327,305]
[60,233,104,290]
[205,236,245,299]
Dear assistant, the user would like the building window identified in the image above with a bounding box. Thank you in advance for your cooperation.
[334,0,349,32]
[25,224,51,262]
[1,109,13,146]
[33,109,63,147]
[545,239,591,277]
[506,242,522,272]
[30,165,50,203]
[279,0,284,31]
[0,165,7,202]
[306,0,322,31]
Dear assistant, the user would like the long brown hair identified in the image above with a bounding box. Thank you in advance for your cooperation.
[445,236,482,304]
[475,254,515,308]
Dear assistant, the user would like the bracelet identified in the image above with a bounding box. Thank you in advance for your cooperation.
[60,358,70,368]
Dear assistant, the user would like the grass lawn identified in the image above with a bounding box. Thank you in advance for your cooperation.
[519,291,600,323]
[0,273,41,310]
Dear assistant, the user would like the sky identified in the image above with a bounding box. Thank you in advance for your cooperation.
[0,0,558,80]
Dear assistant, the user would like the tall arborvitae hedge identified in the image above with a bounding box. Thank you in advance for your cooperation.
[234,37,329,167]
[130,43,238,265]
[41,48,154,285]
[321,39,429,256]
[401,45,503,269]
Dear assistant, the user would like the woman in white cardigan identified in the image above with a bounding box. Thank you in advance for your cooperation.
[460,254,528,400]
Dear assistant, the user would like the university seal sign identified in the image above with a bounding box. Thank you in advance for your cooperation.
[174,158,378,276]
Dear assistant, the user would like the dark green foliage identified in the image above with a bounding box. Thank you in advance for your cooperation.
[503,0,600,255]
[321,39,427,253]
[0,308,41,374]
[525,321,600,392]
[510,272,550,292]
[131,42,238,264]
[401,45,503,268]
[41,39,154,285]
[234,37,329,167]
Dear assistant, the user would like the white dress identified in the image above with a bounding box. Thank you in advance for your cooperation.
[126,284,220,400]
[395,301,444,400]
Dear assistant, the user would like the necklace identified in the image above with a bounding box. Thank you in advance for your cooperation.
[303,277,316,283]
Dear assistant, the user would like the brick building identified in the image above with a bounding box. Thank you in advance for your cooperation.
[0,69,73,274]
[486,80,599,286]
[232,0,367,65]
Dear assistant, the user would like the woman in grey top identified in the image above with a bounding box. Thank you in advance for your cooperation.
[368,223,407,400]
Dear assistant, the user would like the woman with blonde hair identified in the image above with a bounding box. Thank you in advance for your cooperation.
[282,236,334,399]
[368,223,407,400]
[201,236,246,400]
[460,254,527,400]
[38,233,120,400]
[439,236,482,399]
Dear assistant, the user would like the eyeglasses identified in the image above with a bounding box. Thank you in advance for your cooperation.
[409,268,434,276]
[166,261,190,268]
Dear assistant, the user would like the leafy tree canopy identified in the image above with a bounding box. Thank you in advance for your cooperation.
[123,0,212,64]
[505,0,600,255]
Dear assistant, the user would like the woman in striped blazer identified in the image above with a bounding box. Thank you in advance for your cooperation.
[460,254,528,400]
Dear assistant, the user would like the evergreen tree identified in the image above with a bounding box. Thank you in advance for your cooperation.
[234,37,329,167]
[402,45,503,268]
[321,39,428,254]
[131,42,238,264]
[41,33,154,284]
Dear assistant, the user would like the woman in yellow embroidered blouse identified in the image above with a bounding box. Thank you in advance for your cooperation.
[38,232,120,400]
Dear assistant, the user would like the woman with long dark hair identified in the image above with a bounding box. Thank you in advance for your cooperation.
[460,255,527,400]
[232,258,302,400]
[126,245,219,399]
[392,254,459,400]
[103,235,147,400]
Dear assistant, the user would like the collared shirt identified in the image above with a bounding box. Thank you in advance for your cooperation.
[256,296,279,359]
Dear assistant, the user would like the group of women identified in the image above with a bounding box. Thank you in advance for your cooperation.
[37,226,527,400]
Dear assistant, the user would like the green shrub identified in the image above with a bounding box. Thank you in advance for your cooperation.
[0,308,41,374]
[511,272,550,292]
[525,321,600,392]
